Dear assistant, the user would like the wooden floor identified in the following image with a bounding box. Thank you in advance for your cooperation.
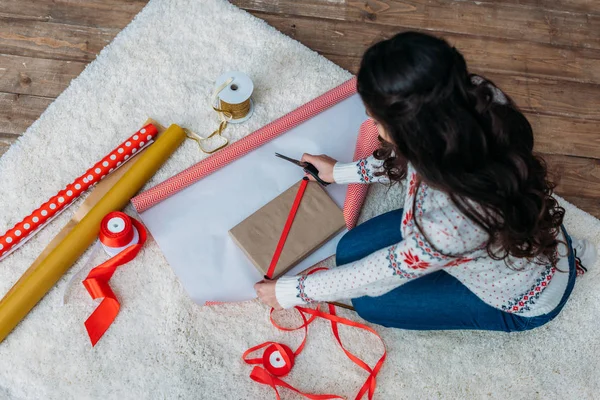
[1,0,599,217]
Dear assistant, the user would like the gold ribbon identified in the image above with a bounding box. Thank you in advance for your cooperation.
[187,77,251,154]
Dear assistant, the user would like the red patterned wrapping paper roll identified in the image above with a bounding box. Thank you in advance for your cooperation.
[131,78,358,213]
[0,124,158,260]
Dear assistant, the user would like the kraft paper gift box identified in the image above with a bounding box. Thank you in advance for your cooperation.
[229,180,346,279]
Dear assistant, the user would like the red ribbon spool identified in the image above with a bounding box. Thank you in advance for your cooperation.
[82,211,147,346]
[243,268,386,399]
[263,343,295,376]
[99,211,135,248]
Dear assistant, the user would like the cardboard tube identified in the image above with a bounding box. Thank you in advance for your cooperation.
[0,124,186,343]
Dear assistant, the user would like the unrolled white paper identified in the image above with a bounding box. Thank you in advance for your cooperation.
[140,94,367,304]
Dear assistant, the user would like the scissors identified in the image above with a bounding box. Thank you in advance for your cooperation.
[275,153,330,186]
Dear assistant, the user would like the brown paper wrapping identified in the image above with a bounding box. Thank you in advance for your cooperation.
[229,180,345,279]
[0,123,184,343]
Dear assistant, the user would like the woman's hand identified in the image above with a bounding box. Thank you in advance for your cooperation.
[301,154,337,183]
[254,279,283,310]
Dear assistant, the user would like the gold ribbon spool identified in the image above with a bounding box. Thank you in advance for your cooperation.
[187,75,253,154]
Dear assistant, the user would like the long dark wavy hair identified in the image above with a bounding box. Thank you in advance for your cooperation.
[357,31,564,266]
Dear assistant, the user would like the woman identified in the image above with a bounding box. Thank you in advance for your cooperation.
[255,32,597,332]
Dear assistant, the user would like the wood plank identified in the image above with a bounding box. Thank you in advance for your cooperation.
[327,51,600,158]
[0,92,53,135]
[561,196,600,219]
[0,0,147,29]
[528,115,600,159]
[0,54,86,97]
[0,132,18,157]
[488,0,598,15]
[232,0,600,50]
[249,12,600,84]
[483,73,600,121]
[236,0,600,17]
[544,154,600,201]
[449,40,600,85]
[2,55,596,159]
[328,54,600,158]
[0,18,118,62]
[321,54,600,123]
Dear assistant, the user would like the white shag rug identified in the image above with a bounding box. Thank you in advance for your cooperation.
[1,1,599,399]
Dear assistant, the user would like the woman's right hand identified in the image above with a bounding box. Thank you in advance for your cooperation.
[301,153,337,184]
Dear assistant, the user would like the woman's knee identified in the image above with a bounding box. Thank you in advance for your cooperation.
[352,296,412,328]
[351,296,379,323]
[336,228,369,265]
[336,229,359,254]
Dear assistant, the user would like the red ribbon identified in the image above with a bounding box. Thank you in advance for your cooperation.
[82,212,147,346]
[249,366,344,400]
[99,212,135,248]
[248,176,386,398]
[245,269,386,400]
[266,177,309,279]
[298,305,386,400]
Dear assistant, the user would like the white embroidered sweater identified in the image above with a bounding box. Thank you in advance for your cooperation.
[275,157,570,317]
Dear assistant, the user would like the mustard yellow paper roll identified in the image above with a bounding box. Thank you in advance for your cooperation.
[0,124,186,343]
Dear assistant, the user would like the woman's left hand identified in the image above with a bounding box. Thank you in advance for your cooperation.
[254,279,283,310]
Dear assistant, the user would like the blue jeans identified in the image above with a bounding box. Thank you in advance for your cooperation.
[338,209,576,332]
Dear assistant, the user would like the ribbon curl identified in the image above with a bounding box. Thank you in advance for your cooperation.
[245,161,386,398]
[244,269,386,400]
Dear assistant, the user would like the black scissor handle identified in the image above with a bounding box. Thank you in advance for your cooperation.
[303,163,331,186]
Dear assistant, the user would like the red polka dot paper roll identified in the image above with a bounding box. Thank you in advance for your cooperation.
[0,124,158,261]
